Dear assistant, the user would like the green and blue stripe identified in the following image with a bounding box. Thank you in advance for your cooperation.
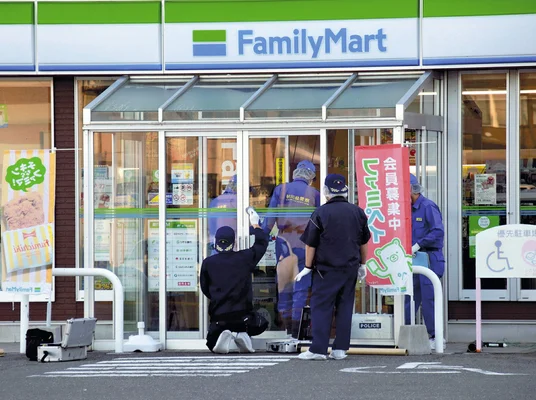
[192,30,227,57]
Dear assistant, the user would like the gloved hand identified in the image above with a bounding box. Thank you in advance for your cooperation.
[246,206,260,226]
[358,264,367,283]
[412,243,421,254]
[295,267,312,282]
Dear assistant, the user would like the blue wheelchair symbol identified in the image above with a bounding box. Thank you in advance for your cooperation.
[486,240,513,273]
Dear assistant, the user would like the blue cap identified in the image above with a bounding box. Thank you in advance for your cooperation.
[297,160,316,173]
[410,173,419,185]
[325,173,348,194]
[215,226,235,252]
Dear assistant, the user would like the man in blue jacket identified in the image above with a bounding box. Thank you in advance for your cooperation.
[263,160,320,337]
[208,175,238,253]
[404,174,446,350]
[200,207,269,354]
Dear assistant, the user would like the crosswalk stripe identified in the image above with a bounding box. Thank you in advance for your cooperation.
[30,355,292,378]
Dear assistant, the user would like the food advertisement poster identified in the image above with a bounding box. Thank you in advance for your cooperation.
[1,150,55,294]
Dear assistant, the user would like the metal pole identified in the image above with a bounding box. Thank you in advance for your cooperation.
[19,294,30,354]
[53,268,124,353]
[412,265,444,354]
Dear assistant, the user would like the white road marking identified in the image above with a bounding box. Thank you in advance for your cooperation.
[342,362,526,376]
[30,355,292,378]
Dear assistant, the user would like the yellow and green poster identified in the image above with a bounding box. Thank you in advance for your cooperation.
[1,150,56,294]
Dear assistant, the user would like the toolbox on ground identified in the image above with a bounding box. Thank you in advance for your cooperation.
[37,317,97,362]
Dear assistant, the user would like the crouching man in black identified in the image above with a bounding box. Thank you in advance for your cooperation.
[200,207,269,354]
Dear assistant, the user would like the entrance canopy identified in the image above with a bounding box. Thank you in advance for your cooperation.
[83,71,442,131]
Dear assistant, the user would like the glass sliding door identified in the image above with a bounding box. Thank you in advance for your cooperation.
[92,132,159,337]
[245,131,322,338]
[165,135,238,339]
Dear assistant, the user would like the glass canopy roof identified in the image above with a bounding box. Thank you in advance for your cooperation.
[85,72,437,124]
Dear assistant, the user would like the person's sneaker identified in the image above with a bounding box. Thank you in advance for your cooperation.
[430,337,447,350]
[329,349,347,360]
[235,332,255,353]
[213,330,233,354]
[298,350,327,360]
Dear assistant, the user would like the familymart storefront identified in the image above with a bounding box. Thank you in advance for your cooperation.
[1,0,536,350]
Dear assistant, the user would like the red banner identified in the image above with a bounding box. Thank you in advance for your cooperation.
[355,144,412,295]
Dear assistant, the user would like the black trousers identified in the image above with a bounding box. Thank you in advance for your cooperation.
[206,311,269,351]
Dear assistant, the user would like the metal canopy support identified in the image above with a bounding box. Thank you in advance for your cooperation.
[321,73,358,121]
[239,74,278,122]
[157,75,199,122]
[83,76,128,125]
[395,71,433,121]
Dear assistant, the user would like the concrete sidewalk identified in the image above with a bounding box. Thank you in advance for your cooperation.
[2,341,536,356]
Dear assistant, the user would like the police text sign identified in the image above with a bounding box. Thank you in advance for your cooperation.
[476,224,536,278]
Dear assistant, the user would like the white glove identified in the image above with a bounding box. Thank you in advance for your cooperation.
[358,264,367,283]
[412,243,421,254]
[246,206,260,225]
[295,267,312,282]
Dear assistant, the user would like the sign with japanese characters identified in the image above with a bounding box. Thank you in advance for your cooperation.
[469,216,500,258]
[147,220,198,292]
[476,224,536,278]
[1,150,55,294]
[355,145,412,295]
[474,174,497,205]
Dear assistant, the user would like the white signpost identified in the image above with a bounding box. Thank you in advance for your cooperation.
[475,224,536,352]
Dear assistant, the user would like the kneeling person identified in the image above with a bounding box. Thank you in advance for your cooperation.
[200,207,269,354]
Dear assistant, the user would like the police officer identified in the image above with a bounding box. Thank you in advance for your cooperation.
[208,175,238,253]
[297,174,370,360]
[404,173,445,350]
[200,207,269,354]
[263,160,320,337]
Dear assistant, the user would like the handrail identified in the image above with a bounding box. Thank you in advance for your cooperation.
[412,266,444,354]
[53,268,124,353]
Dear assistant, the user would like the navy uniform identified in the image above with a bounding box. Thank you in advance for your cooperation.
[404,174,445,348]
[200,223,269,353]
[298,174,370,360]
[263,160,320,336]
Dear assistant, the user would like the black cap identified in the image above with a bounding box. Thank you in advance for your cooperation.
[215,226,235,252]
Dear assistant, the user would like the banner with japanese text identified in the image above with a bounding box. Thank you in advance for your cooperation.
[1,150,56,294]
[355,145,412,295]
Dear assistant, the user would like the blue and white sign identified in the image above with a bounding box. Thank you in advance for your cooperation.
[165,19,419,70]
[476,224,536,278]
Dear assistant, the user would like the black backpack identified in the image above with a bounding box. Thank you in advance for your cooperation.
[25,328,54,361]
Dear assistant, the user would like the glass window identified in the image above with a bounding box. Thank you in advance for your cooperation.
[76,79,115,302]
[519,73,536,290]
[0,80,52,299]
[461,73,507,290]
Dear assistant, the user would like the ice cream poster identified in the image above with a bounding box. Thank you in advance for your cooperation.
[355,145,413,295]
[1,150,56,294]
[476,224,536,278]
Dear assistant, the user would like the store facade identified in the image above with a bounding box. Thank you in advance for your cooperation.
[0,0,535,349]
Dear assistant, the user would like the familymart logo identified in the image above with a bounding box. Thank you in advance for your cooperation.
[192,30,227,56]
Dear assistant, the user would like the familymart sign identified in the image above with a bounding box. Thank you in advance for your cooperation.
[166,19,418,69]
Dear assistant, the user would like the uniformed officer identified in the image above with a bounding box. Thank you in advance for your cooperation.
[297,174,370,360]
[200,207,269,354]
[263,160,320,337]
[404,173,446,350]
[208,175,238,253]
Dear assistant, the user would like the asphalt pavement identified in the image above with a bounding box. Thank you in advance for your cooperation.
[1,342,536,400]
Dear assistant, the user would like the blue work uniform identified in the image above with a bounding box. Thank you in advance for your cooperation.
[404,194,445,337]
[208,191,237,252]
[263,178,320,330]
[300,197,371,355]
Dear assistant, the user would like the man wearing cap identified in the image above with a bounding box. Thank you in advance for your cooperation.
[297,174,370,360]
[263,160,321,337]
[208,175,238,254]
[200,207,269,354]
[405,173,445,350]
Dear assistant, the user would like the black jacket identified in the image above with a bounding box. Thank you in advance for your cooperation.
[200,227,268,321]
[300,196,371,271]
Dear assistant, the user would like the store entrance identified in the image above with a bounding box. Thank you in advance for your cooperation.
[83,71,444,349]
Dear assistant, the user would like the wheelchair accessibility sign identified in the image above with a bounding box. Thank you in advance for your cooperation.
[476,224,536,278]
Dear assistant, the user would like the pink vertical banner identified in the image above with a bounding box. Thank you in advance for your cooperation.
[355,144,412,295]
